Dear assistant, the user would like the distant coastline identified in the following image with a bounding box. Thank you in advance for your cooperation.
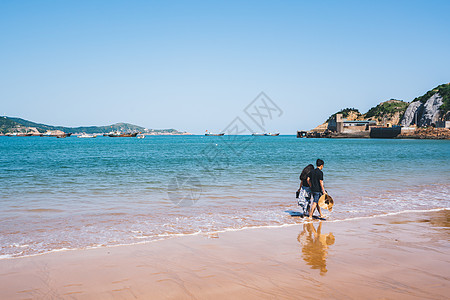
[0,116,192,136]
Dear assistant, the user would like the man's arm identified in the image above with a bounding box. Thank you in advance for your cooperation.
[307,177,311,187]
[319,180,326,194]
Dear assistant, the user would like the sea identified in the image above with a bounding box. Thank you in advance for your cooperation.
[1,135,449,258]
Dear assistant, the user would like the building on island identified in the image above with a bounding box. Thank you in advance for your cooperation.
[327,114,377,134]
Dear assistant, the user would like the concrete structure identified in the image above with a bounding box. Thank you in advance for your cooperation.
[435,120,450,128]
[328,114,376,133]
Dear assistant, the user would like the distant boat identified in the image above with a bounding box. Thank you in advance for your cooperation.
[78,133,97,138]
[56,133,72,138]
[108,132,138,137]
[137,134,145,139]
[265,133,280,136]
[205,133,225,136]
[252,133,266,136]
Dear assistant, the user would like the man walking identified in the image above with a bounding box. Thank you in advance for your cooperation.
[307,159,326,219]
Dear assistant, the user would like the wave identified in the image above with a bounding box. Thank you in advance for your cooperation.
[1,207,448,261]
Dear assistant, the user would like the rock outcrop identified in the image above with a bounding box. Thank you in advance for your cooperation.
[419,93,443,126]
[400,101,423,127]
[401,93,443,127]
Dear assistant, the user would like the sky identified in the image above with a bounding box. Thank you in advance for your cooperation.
[1,0,449,134]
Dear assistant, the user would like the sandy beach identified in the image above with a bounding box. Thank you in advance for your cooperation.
[0,209,448,299]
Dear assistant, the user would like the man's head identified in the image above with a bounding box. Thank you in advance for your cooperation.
[316,159,324,170]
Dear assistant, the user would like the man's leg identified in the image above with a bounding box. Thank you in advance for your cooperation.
[309,192,320,219]
[308,202,317,219]
[317,205,324,218]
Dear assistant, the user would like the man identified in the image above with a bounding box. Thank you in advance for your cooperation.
[307,159,326,219]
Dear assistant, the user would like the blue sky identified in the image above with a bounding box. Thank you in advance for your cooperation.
[1,0,449,133]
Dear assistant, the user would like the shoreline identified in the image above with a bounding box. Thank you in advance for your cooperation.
[1,207,447,261]
[1,209,448,299]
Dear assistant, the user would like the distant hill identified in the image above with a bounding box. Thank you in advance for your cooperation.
[364,99,409,125]
[315,100,409,131]
[0,117,23,134]
[0,116,187,135]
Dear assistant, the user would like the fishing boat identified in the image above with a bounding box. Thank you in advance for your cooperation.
[78,133,97,138]
[265,133,280,136]
[108,131,139,137]
[205,132,225,136]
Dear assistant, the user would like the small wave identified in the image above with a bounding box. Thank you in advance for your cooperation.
[25,209,64,213]
[1,207,448,261]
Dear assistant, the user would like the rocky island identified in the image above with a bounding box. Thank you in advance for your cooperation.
[300,83,450,139]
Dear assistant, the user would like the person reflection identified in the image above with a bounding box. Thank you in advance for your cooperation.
[297,221,335,275]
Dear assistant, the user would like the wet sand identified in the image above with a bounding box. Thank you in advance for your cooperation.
[0,209,449,299]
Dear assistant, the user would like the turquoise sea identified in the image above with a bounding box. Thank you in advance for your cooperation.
[0,136,449,258]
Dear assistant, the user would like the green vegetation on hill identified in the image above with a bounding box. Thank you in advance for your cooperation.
[364,99,409,119]
[7,117,148,133]
[325,100,409,126]
[1,117,186,134]
[326,108,360,122]
[0,117,22,134]
[7,117,54,133]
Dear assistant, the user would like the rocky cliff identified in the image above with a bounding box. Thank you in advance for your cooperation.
[401,83,450,127]
[401,92,443,127]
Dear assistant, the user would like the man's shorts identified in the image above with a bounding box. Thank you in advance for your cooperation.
[312,192,322,204]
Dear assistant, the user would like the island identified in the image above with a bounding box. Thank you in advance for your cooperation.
[0,117,192,137]
[299,83,450,139]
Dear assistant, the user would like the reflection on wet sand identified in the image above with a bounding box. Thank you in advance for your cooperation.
[298,222,335,275]
[389,209,450,229]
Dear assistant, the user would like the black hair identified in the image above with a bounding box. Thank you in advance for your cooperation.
[300,164,314,181]
[316,159,324,167]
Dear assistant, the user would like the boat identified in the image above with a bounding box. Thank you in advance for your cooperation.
[78,133,97,138]
[252,133,266,136]
[137,134,145,139]
[108,131,139,137]
[205,131,224,136]
[265,133,280,136]
[56,133,72,138]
